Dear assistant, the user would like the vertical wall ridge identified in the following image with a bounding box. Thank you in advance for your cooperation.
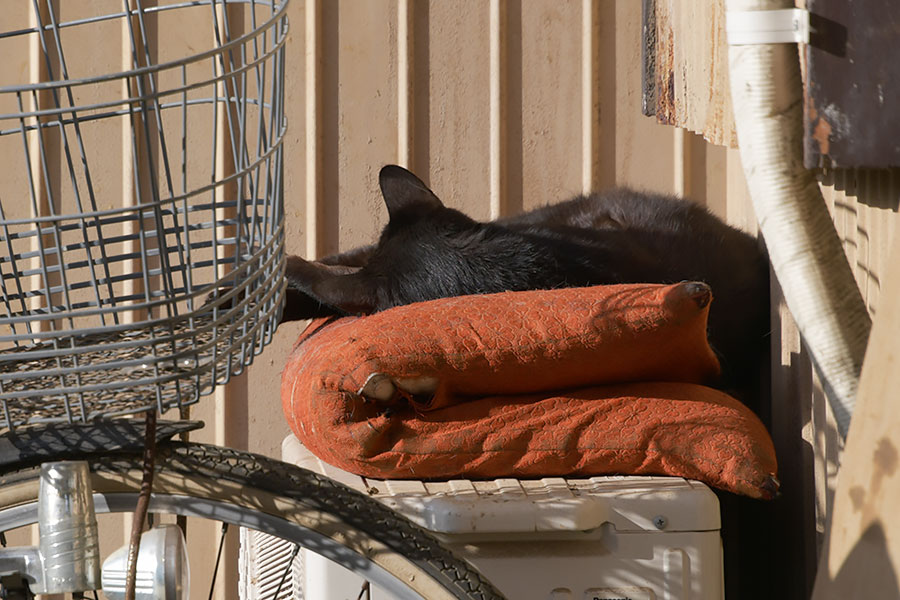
[28,1,52,329]
[397,0,413,170]
[304,0,321,259]
[489,0,507,219]
[582,0,599,194]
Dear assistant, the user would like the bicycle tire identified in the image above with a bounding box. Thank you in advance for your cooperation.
[0,442,506,600]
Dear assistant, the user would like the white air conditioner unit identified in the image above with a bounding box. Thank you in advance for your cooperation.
[239,527,302,600]
[239,435,725,600]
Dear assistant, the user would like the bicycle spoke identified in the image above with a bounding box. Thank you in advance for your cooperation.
[208,522,229,600]
[356,580,372,600]
[270,543,300,600]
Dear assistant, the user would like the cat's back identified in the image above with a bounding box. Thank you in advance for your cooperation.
[503,189,766,275]
[503,188,719,233]
[504,188,769,397]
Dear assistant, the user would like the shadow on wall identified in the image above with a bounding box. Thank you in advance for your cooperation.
[819,169,900,212]
[815,522,900,599]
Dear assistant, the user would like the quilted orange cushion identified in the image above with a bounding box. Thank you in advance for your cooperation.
[281,283,778,499]
[286,282,721,408]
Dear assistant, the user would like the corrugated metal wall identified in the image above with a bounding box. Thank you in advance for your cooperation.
[2,1,897,598]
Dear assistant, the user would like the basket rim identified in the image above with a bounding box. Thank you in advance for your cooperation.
[0,228,284,334]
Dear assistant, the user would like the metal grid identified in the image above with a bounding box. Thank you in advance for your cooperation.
[239,527,301,599]
[0,0,288,429]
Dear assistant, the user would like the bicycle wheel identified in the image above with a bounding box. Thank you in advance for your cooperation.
[0,442,505,600]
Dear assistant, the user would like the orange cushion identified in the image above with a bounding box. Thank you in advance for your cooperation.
[286,282,721,408]
[281,283,778,499]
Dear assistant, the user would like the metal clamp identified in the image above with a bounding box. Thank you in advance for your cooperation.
[726,8,810,45]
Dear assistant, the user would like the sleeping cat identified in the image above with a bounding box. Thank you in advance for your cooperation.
[283,165,770,402]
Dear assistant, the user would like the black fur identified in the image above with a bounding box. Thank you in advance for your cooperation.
[284,165,770,400]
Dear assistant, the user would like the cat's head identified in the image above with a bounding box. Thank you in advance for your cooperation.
[285,165,478,316]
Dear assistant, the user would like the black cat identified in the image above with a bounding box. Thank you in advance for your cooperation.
[283,165,770,400]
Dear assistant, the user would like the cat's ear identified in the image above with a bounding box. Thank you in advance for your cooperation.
[284,255,377,316]
[378,165,443,218]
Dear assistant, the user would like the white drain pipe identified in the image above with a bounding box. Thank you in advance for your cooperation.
[725,0,871,439]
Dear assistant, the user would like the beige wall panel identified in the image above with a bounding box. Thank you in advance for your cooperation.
[517,0,585,210]
[668,128,730,214]
[697,141,728,218]
[613,2,677,194]
[723,146,758,234]
[820,170,900,316]
[595,1,617,189]
[811,367,841,555]
[49,1,127,218]
[421,0,491,219]
[283,0,308,254]
[243,326,303,455]
[0,5,38,222]
[0,6,30,123]
[328,0,398,252]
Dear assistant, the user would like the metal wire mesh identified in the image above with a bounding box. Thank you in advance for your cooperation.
[0,0,288,430]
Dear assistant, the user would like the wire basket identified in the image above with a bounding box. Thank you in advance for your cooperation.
[0,1,289,430]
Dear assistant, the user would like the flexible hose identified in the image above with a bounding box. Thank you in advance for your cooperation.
[725,0,871,439]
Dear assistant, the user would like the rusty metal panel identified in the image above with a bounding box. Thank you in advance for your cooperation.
[641,0,737,148]
[804,0,900,168]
